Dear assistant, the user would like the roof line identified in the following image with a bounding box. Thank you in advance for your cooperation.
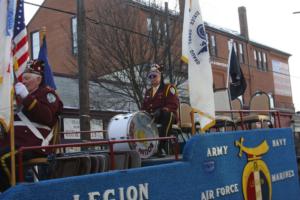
[205,24,291,57]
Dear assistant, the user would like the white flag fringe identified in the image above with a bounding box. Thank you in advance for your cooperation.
[181,0,215,131]
[0,0,16,131]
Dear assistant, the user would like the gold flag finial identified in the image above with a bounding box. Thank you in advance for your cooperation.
[40,26,46,39]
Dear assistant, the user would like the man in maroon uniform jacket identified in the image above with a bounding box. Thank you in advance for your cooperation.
[141,64,179,157]
[0,60,63,191]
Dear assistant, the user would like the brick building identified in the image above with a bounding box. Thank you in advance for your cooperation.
[26,0,294,129]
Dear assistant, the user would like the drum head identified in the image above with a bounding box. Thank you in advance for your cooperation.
[128,112,158,158]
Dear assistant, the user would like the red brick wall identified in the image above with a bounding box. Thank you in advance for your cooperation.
[27,0,77,75]
[27,0,294,112]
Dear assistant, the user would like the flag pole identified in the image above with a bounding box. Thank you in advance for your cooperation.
[10,58,24,186]
[10,78,17,187]
[226,39,233,89]
[226,40,234,113]
[9,0,29,186]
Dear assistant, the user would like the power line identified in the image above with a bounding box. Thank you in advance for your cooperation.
[24,1,75,15]
[24,1,300,82]
[24,1,151,38]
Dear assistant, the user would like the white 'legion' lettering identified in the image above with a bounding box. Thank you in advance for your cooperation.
[73,183,149,200]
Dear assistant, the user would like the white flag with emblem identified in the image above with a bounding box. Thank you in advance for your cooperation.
[181,0,215,131]
[0,0,16,131]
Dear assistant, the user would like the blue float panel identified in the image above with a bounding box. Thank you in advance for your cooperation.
[1,128,299,200]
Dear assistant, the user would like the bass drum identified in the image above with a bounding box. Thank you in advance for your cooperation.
[108,111,159,158]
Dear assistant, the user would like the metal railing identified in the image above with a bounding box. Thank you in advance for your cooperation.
[215,109,282,130]
[17,136,179,182]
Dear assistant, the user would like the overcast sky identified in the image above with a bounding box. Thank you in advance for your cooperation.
[25,0,300,111]
[197,0,300,112]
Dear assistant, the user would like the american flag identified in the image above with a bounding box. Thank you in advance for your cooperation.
[13,0,29,80]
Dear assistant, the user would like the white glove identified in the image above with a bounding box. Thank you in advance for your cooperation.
[15,82,29,99]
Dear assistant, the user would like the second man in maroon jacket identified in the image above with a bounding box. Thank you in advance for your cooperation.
[141,64,179,157]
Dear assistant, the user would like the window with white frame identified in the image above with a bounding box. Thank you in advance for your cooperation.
[227,40,231,50]
[31,31,40,59]
[156,20,160,34]
[206,33,208,40]
[227,40,236,51]
[233,42,237,53]
[258,51,262,69]
[210,35,217,56]
[268,92,274,109]
[262,52,268,71]
[239,43,244,63]
[238,95,244,106]
[147,17,152,32]
[71,16,78,55]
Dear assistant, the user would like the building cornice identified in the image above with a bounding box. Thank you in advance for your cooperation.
[205,23,291,57]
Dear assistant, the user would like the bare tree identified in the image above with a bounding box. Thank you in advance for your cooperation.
[86,0,186,110]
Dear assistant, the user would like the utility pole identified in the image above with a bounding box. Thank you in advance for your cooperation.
[165,2,173,83]
[77,0,90,138]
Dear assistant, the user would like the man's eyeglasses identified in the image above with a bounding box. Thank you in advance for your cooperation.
[148,74,157,79]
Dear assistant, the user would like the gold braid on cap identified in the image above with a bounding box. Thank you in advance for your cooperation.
[151,63,163,73]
